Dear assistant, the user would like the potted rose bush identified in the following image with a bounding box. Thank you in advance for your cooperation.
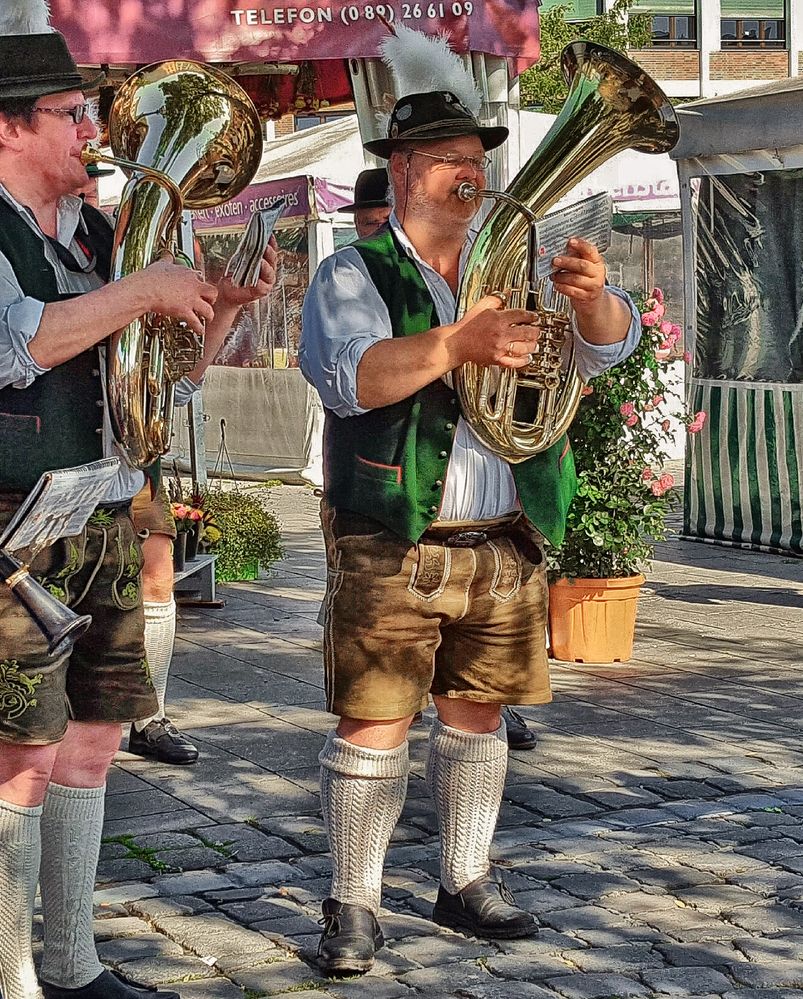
[548,288,706,662]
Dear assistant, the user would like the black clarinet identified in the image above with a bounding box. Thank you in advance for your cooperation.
[0,548,91,656]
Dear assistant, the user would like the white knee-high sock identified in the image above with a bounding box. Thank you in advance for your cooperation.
[319,731,409,914]
[39,783,105,989]
[427,718,508,895]
[0,799,43,999]
[134,597,175,730]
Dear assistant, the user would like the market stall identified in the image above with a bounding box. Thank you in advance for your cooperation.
[671,78,803,555]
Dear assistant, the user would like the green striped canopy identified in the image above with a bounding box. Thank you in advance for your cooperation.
[685,381,803,555]
[630,2,695,13]
[631,2,784,12]
[537,0,599,18]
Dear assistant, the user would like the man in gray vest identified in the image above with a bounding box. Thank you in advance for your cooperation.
[300,28,641,977]
[0,9,276,999]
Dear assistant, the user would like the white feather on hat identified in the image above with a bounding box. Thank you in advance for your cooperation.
[1,0,53,35]
[379,23,481,115]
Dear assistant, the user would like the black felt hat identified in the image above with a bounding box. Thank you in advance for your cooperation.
[0,32,103,100]
[337,168,389,212]
[363,91,508,160]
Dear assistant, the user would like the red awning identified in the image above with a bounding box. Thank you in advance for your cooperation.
[49,0,539,69]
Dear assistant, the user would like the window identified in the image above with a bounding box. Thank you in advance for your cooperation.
[295,110,354,131]
[651,14,697,46]
[721,17,785,45]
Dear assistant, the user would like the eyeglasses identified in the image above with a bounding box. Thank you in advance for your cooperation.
[32,104,89,125]
[410,149,491,173]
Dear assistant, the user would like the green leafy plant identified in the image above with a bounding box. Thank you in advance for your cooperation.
[200,488,283,582]
[520,0,652,113]
[550,289,705,580]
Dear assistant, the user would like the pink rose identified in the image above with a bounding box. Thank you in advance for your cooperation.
[650,480,667,497]
[641,468,654,481]
[652,395,665,406]
[581,385,594,396]
[671,324,682,339]
[688,419,704,434]
[658,472,675,491]
[654,303,666,319]
[661,419,671,432]
[641,311,659,327]
[189,509,203,521]
[650,287,664,304]
[625,414,639,427]
[619,402,635,417]
[659,340,673,351]
[694,410,707,427]
[659,321,673,335]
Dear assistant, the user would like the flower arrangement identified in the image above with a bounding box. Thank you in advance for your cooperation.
[549,288,705,580]
[170,502,204,534]
[198,488,283,582]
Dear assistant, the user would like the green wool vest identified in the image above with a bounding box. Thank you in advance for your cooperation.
[0,200,114,493]
[323,228,578,546]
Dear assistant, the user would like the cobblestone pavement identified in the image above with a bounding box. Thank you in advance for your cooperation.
[70,482,803,998]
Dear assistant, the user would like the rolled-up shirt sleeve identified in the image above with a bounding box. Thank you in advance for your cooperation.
[571,285,642,382]
[300,248,393,417]
[0,251,50,390]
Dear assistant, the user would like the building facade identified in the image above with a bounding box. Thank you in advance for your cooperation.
[540,0,801,99]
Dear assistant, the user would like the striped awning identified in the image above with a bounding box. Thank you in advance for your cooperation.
[721,1,785,16]
[538,0,599,18]
[684,380,803,555]
[630,2,695,13]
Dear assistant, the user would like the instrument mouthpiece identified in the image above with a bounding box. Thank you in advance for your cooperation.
[457,182,478,202]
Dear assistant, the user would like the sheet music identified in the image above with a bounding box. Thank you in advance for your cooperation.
[531,192,613,282]
[0,458,121,554]
[224,198,287,287]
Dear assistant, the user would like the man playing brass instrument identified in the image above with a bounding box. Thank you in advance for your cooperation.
[0,8,276,999]
[299,30,642,976]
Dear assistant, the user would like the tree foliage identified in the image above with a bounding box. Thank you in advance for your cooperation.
[520,0,652,113]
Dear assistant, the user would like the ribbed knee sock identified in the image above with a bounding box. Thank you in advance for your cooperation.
[427,718,508,894]
[319,731,409,914]
[39,783,105,988]
[0,799,43,999]
[134,597,176,731]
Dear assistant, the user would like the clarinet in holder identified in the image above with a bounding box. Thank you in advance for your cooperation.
[1,548,91,657]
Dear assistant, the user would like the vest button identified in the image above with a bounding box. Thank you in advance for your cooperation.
[451,398,457,405]
[95,400,104,408]
[95,428,103,435]
[439,451,447,459]
[445,422,454,431]
[91,368,100,377]
[428,505,438,514]
[433,480,443,489]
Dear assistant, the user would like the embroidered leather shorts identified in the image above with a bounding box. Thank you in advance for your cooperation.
[0,497,158,745]
[320,500,553,720]
[131,481,177,539]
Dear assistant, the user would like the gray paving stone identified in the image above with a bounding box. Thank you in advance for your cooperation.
[97,933,185,962]
[657,941,749,965]
[732,933,803,962]
[727,961,803,989]
[722,902,803,933]
[110,955,218,985]
[163,980,247,999]
[387,933,494,966]
[128,895,214,919]
[152,913,279,959]
[92,917,152,940]
[641,966,734,994]
[328,978,414,999]
[152,872,237,895]
[485,954,576,980]
[226,959,328,993]
[550,872,644,899]
[546,972,650,998]
[196,823,302,862]
[565,943,666,973]
[541,904,633,932]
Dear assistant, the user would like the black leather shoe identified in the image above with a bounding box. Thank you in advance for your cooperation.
[128,718,199,765]
[432,872,538,939]
[318,898,384,975]
[42,969,179,999]
[502,706,538,751]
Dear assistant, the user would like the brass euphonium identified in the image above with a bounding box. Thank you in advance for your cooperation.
[454,41,679,462]
[82,60,263,470]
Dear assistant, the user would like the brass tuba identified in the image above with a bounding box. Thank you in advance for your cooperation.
[83,60,263,470]
[454,41,679,462]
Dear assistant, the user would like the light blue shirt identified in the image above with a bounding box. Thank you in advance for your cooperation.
[301,213,642,522]
[0,184,199,502]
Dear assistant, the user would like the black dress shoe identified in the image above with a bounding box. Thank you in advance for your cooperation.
[502,706,538,751]
[432,872,538,939]
[42,969,179,999]
[128,718,199,765]
[318,898,384,975]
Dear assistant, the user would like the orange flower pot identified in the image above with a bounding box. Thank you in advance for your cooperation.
[548,574,645,664]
